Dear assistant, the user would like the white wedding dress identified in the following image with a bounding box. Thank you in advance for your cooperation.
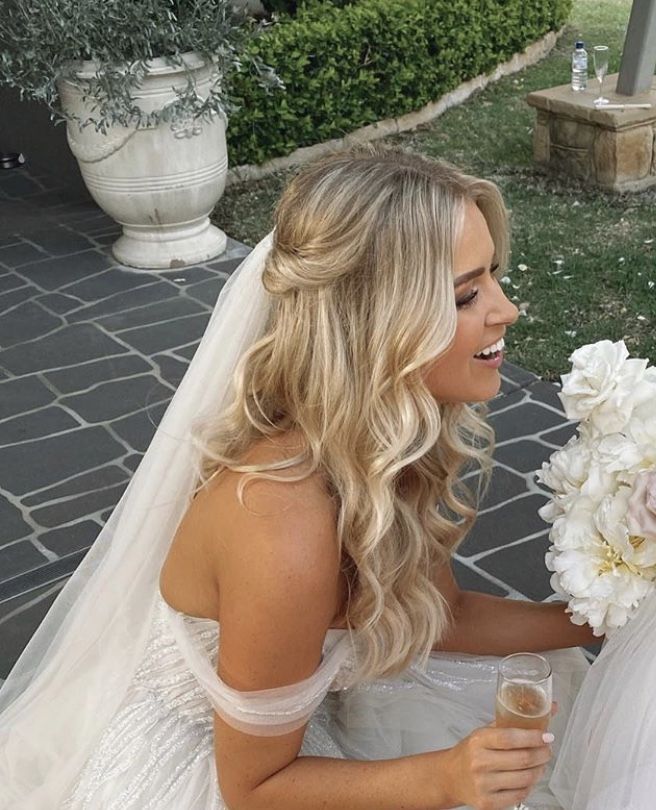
[549,586,656,810]
[42,589,588,810]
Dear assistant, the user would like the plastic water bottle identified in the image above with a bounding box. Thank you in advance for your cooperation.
[571,41,588,91]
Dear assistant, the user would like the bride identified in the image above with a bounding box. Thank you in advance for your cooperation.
[0,144,597,809]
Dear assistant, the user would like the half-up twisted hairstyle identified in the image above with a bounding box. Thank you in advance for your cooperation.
[192,142,508,681]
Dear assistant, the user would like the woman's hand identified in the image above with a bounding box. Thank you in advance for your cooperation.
[441,725,553,810]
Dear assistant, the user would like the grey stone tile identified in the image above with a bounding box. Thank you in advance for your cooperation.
[0,406,80,446]
[499,376,520,396]
[493,440,559,475]
[91,233,120,247]
[0,323,129,374]
[0,286,35,314]
[501,360,539,390]
[153,354,188,389]
[25,189,87,210]
[15,250,113,291]
[488,402,565,442]
[0,580,67,679]
[541,422,578,447]
[32,482,128,529]
[0,497,32,546]
[185,277,228,308]
[37,520,100,556]
[203,255,244,275]
[0,425,125,495]
[118,313,210,354]
[0,273,29,294]
[0,549,86,603]
[95,296,207,332]
[0,541,49,580]
[0,173,43,199]
[27,228,95,256]
[44,354,152,395]
[488,387,525,414]
[0,376,56,419]
[173,342,200,361]
[206,238,251,265]
[34,292,85,315]
[477,466,529,510]
[452,558,508,596]
[156,266,217,286]
[476,533,553,602]
[124,453,143,472]
[458,494,551,557]
[0,236,21,249]
[23,464,129,507]
[66,282,178,323]
[62,267,160,302]
[0,301,62,348]
[61,375,173,422]
[527,380,567,412]
[111,401,169,452]
[0,242,50,268]
[71,214,117,235]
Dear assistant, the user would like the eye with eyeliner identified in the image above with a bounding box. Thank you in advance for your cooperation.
[456,264,500,309]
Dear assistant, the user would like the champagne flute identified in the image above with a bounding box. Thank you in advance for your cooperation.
[496,653,552,810]
[593,45,610,106]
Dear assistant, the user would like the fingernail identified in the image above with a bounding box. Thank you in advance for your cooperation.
[542,732,555,743]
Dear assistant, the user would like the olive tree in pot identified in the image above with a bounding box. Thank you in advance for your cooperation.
[0,0,281,269]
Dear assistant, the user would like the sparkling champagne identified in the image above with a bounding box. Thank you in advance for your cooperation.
[495,680,550,731]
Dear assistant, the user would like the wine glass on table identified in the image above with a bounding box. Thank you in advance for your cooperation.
[496,653,552,810]
[593,45,610,107]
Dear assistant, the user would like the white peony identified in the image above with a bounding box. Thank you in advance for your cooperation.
[547,499,600,550]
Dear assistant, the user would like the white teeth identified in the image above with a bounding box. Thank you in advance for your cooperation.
[476,337,505,357]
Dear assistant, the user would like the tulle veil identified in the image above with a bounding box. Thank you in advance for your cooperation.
[0,232,275,809]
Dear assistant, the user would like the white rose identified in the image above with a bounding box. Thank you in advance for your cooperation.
[630,367,656,424]
[559,340,649,434]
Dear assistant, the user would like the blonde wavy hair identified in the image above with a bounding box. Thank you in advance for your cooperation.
[191,142,509,681]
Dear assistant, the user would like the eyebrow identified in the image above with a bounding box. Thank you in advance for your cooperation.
[454,267,486,287]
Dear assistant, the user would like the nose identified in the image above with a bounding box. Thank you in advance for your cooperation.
[487,283,520,327]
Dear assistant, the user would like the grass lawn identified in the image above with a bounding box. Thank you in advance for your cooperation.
[212,0,656,382]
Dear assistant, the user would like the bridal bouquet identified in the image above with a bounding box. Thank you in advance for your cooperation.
[536,340,656,636]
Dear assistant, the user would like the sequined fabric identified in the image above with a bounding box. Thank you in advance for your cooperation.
[60,594,352,808]
[59,595,583,809]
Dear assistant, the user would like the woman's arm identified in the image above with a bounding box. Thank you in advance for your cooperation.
[432,561,599,655]
[206,463,551,810]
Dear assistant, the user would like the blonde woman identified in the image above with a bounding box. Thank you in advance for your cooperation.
[0,144,594,809]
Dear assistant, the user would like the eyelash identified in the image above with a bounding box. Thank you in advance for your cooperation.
[456,264,500,309]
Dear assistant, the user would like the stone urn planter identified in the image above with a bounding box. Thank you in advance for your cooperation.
[58,52,228,269]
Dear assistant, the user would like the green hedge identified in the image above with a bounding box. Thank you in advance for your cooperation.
[226,0,572,166]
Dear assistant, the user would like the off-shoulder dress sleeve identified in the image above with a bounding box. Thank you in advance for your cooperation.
[163,605,354,736]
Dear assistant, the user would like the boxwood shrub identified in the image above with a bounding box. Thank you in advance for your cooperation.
[226,0,571,166]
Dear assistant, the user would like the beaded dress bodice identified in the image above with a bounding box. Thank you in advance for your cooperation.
[60,592,355,809]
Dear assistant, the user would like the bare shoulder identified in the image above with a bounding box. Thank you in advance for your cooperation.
[194,431,342,687]
[198,428,337,548]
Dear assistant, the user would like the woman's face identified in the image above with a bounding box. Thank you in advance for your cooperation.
[422,200,519,403]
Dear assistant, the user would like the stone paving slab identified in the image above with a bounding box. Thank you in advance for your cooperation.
[0,162,602,683]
